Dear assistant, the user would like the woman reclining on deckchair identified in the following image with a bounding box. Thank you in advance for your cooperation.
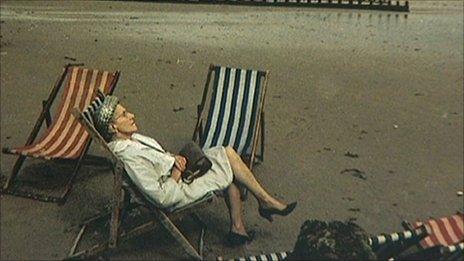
[92,95,297,246]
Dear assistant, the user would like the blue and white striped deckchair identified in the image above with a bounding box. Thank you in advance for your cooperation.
[216,251,290,261]
[368,225,429,250]
[216,227,428,261]
[193,64,269,169]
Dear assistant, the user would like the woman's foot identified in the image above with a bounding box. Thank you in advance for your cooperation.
[258,201,297,222]
[258,198,288,212]
[226,230,255,246]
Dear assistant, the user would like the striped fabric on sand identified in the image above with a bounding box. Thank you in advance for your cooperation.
[216,251,290,261]
[7,67,116,160]
[368,225,428,250]
[201,66,266,155]
[412,213,464,249]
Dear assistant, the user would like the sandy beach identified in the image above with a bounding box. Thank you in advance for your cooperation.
[1,1,463,259]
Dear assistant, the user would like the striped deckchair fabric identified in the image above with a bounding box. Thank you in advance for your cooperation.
[3,67,117,160]
[216,251,290,261]
[2,65,120,204]
[368,225,428,250]
[412,213,464,249]
[200,65,267,156]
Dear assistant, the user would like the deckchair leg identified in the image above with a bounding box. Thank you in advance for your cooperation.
[2,66,69,193]
[67,220,159,260]
[69,211,207,260]
[68,201,140,259]
[76,201,138,230]
[155,210,203,260]
[4,154,92,204]
[58,161,83,205]
[109,164,125,248]
[58,141,93,205]
[259,111,265,161]
[109,188,124,248]
[69,224,87,256]
[190,212,207,258]
[4,143,91,204]
[79,208,112,227]
[2,155,26,191]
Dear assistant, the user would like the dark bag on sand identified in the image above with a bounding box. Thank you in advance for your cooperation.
[178,142,212,184]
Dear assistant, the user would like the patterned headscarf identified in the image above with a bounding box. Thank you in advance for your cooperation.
[93,95,119,141]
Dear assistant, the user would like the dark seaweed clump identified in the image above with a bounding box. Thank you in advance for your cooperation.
[287,219,376,260]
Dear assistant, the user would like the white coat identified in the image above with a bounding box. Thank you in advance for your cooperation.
[108,133,233,210]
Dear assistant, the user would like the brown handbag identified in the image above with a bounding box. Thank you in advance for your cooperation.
[178,142,212,184]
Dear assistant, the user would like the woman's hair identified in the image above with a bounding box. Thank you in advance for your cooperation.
[287,219,377,260]
[93,95,119,142]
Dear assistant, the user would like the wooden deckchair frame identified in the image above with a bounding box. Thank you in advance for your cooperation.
[1,64,120,204]
[192,64,269,199]
[69,107,213,260]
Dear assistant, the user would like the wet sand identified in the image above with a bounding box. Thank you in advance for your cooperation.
[1,1,463,259]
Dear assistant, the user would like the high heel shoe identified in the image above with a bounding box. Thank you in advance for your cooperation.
[258,202,297,222]
[226,230,255,246]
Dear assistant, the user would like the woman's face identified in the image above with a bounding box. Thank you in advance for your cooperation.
[111,104,138,135]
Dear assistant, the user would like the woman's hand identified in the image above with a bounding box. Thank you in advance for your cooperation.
[171,166,182,183]
[174,155,187,172]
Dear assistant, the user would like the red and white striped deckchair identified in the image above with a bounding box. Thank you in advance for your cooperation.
[401,212,464,259]
[2,65,120,204]
[412,213,464,249]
